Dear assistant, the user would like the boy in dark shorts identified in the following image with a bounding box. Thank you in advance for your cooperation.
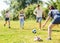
[4,10,11,28]
[42,6,60,40]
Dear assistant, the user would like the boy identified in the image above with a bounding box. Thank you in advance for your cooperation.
[33,4,43,29]
[19,9,25,29]
[4,10,11,28]
[42,6,60,40]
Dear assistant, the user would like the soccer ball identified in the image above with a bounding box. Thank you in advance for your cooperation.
[32,29,36,34]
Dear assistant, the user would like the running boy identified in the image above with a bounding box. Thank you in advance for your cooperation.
[4,10,11,28]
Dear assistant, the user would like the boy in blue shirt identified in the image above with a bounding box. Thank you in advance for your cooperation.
[43,6,60,40]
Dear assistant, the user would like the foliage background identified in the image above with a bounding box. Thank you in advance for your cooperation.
[1,0,60,20]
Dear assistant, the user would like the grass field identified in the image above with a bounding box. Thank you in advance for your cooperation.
[0,20,60,43]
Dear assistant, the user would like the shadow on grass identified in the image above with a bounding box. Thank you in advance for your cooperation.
[42,29,60,32]
[52,30,60,32]
[24,29,33,30]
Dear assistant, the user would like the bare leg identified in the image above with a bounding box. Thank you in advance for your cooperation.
[8,20,10,28]
[4,21,7,26]
[48,23,55,40]
[39,22,41,29]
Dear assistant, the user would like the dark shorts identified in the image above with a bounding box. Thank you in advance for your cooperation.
[5,18,9,21]
[52,17,60,24]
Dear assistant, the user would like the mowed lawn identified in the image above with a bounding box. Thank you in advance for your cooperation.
[0,20,60,43]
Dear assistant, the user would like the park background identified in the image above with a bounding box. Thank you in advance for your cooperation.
[0,0,60,43]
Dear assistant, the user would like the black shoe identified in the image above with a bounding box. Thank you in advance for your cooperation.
[4,24,6,26]
[9,26,11,28]
[47,38,51,40]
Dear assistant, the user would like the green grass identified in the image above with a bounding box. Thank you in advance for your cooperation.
[0,20,60,43]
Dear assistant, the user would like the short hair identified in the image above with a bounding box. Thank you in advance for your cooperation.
[20,9,24,14]
[37,4,40,7]
[50,6,55,9]
[6,10,9,13]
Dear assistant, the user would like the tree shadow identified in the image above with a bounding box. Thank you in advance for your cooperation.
[42,29,47,31]
[21,28,33,30]
[42,29,60,32]
[52,30,60,32]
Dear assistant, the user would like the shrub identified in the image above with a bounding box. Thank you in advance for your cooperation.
[24,4,36,19]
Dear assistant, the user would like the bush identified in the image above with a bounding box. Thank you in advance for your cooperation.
[24,4,36,19]
[9,4,49,20]
[42,8,49,20]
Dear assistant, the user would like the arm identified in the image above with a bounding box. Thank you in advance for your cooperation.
[42,16,51,27]
[33,9,37,16]
[42,10,52,27]
[24,14,26,19]
[18,14,20,20]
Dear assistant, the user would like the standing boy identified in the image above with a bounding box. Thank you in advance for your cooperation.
[19,9,25,29]
[33,4,43,29]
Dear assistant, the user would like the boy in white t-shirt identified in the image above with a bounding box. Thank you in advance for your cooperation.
[33,5,43,29]
[4,10,11,28]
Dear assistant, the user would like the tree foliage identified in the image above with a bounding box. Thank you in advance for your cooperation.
[1,0,60,20]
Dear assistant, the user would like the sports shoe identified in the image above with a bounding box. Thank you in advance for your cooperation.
[4,24,6,26]
[47,37,51,40]
[9,26,11,28]
[34,36,43,41]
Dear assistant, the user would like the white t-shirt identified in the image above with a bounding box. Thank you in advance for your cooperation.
[34,8,43,17]
[5,12,10,18]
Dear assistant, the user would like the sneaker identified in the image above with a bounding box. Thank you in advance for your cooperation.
[9,26,11,28]
[34,36,43,41]
[47,38,51,40]
[4,24,6,26]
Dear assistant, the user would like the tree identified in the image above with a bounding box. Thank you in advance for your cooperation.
[45,0,60,11]
[9,0,43,20]
[3,0,43,20]
[56,0,60,11]
[1,10,6,18]
[45,0,57,9]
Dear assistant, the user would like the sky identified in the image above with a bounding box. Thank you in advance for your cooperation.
[0,0,49,16]
[0,0,10,16]
[0,0,9,11]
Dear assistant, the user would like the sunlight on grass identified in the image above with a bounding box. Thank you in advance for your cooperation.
[0,20,60,43]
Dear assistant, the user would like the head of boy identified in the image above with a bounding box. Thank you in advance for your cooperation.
[20,9,24,14]
[37,4,40,9]
[6,10,9,13]
[48,5,55,10]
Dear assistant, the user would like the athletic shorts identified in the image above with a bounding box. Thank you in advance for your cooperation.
[52,17,60,24]
[36,17,42,22]
[5,18,9,21]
